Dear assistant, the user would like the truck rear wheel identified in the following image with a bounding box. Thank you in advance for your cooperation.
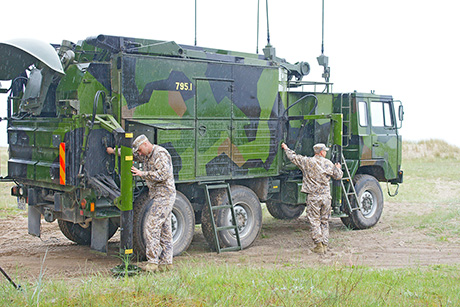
[58,219,118,245]
[341,174,383,229]
[266,201,305,220]
[133,191,195,260]
[201,185,262,251]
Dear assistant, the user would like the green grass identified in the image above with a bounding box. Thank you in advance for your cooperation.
[382,140,460,243]
[411,203,460,241]
[385,140,460,205]
[0,147,22,218]
[1,262,459,306]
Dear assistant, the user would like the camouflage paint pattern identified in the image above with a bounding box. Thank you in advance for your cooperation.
[118,52,283,182]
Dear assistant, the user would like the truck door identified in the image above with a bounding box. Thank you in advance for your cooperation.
[369,98,399,179]
[356,98,373,161]
[195,79,233,178]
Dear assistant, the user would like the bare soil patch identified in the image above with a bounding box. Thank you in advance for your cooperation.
[1,201,459,281]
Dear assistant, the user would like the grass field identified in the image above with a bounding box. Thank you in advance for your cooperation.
[0,147,21,218]
[1,140,460,306]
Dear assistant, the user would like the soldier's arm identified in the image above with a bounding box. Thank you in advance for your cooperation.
[331,163,343,180]
[107,147,141,161]
[282,144,307,168]
[106,147,121,156]
[323,160,343,180]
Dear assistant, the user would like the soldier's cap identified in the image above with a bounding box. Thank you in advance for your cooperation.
[313,143,329,153]
[133,134,148,152]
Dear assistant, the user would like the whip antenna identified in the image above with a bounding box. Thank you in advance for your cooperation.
[256,0,260,53]
[266,0,270,45]
[194,0,197,46]
[321,0,325,55]
[262,0,276,59]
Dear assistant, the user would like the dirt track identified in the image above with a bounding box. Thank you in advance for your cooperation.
[1,201,459,281]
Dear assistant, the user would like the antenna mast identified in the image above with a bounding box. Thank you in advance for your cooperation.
[262,0,276,59]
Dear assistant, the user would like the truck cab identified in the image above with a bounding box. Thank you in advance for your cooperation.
[354,93,403,183]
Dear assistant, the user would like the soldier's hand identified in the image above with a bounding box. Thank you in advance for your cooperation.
[335,162,341,168]
[131,166,144,177]
[281,143,288,150]
[106,147,115,155]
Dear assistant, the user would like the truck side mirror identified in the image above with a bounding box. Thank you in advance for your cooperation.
[392,100,403,129]
[398,105,404,121]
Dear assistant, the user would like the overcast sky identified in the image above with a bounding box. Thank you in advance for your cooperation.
[1,0,459,147]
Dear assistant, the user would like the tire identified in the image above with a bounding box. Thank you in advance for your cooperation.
[266,201,305,220]
[133,191,195,260]
[58,219,118,245]
[171,192,195,256]
[340,197,355,229]
[341,174,383,229]
[201,185,262,251]
[340,214,355,229]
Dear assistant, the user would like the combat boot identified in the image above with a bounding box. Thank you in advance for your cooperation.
[311,242,325,254]
[144,263,159,273]
[159,264,173,272]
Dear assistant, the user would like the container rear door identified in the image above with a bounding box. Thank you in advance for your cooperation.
[195,79,233,178]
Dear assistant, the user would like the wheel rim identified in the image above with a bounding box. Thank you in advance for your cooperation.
[171,210,180,244]
[226,203,252,238]
[360,191,376,217]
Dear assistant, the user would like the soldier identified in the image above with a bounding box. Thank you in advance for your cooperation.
[281,142,343,254]
[107,135,176,272]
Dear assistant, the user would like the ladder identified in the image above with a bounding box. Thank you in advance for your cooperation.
[340,93,353,148]
[340,153,360,213]
[203,183,242,253]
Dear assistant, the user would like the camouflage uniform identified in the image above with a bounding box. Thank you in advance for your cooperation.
[135,144,176,265]
[284,147,343,246]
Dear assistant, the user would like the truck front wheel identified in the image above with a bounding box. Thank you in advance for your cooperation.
[201,185,262,251]
[133,191,195,260]
[341,174,384,229]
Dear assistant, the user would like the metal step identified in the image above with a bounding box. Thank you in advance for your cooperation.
[202,183,242,254]
[340,152,360,216]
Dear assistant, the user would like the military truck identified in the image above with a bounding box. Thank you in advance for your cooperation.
[0,34,403,257]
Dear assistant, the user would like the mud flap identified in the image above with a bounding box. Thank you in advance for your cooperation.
[91,219,109,253]
[27,188,41,237]
[28,205,41,237]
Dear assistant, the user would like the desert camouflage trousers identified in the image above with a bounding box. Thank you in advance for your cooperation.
[145,192,175,265]
[306,193,332,245]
